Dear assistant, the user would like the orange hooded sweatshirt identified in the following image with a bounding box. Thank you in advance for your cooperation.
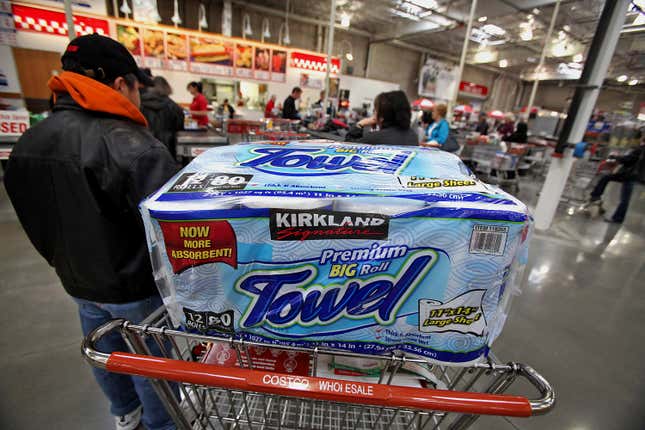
[48,71,147,127]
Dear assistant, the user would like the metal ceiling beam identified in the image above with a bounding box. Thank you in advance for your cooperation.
[228,0,372,37]
[369,5,465,42]
[387,39,520,79]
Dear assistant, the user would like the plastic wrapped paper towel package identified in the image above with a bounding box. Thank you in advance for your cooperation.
[140,141,532,365]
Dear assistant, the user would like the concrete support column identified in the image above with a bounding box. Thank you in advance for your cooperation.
[534,0,630,230]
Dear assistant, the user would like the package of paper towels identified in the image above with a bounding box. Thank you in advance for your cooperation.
[140,141,532,364]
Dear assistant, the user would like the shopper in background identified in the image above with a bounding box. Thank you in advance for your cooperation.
[282,86,302,120]
[141,75,184,158]
[222,98,235,119]
[264,94,276,118]
[475,113,489,135]
[588,133,645,223]
[346,90,418,145]
[187,81,209,127]
[313,89,336,117]
[4,34,179,430]
[507,120,528,143]
[497,113,515,140]
[419,110,434,143]
[422,104,450,148]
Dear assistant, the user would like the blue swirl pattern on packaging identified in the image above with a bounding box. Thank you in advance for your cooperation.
[140,141,531,364]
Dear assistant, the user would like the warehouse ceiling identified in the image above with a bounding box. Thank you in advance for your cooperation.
[243,0,645,86]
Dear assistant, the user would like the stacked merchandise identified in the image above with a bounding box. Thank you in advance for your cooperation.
[140,141,531,366]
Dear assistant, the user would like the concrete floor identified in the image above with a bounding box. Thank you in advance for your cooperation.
[0,178,644,430]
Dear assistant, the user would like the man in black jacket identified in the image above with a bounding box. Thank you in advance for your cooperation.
[140,75,185,159]
[4,35,179,430]
[589,136,645,223]
[282,86,302,119]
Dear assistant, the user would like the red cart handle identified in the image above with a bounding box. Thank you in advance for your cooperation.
[82,320,554,418]
[107,352,530,417]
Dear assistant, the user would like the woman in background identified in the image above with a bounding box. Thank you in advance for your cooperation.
[346,90,418,145]
[264,94,277,118]
[186,81,209,127]
[422,104,450,148]
[222,98,235,119]
[497,113,515,140]
[474,113,489,135]
[507,121,528,143]
[419,110,434,143]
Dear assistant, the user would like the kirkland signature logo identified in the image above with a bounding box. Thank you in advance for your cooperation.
[238,147,412,176]
[269,209,390,241]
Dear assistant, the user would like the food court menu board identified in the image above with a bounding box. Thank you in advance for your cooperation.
[142,28,164,68]
[165,32,188,71]
[271,49,287,82]
[234,44,253,78]
[114,23,311,83]
[254,47,270,80]
[117,24,142,65]
[189,36,234,76]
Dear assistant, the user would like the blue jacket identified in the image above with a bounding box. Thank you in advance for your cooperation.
[428,118,449,145]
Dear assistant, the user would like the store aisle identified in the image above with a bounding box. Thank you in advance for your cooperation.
[0,181,644,430]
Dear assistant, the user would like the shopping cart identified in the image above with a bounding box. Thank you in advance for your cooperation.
[226,120,264,144]
[561,158,602,204]
[82,307,554,430]
[246,131,313,142]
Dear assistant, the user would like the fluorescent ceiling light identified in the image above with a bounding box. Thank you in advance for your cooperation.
[519,22,533,41]
[407,0,438,8]
[628,79,639,85]
[499,59,508,68]
[478,16,487,22]
[617,74,628,82]
[390,8,420,21]
[482,24,505,36]
[429,15,452,26]
[340,12,351,27]
[474,49,497,63]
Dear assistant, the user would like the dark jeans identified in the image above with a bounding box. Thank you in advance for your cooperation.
[590,174,635,222]
[75,295,177,430]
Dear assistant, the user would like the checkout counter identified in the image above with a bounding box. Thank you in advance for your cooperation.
[176,129,228,164]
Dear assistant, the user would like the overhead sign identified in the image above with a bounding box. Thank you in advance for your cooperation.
[17,0,107,16]
[12,4,109,37]
[459,81,488,98]
[0,110,29,136]
[0,0,16,46]
[418,58,459,101]
[290,52,340,74]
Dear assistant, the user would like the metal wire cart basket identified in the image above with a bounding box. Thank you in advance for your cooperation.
[82,307,554,430]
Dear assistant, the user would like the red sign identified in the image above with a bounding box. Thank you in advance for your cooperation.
[0,110,29,136]
[158,220,237,273]
[12,4,110,37]
[459,81,488,97]
[290,52,340,74]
